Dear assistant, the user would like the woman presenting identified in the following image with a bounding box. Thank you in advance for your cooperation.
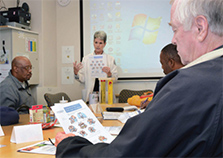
[74,31,118,102]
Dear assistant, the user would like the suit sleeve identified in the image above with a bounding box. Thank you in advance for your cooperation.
[56,136,114,157]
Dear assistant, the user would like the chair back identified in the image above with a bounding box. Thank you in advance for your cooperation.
[118,89,153,103]
[16,104,30,114]
[44,92,71,107]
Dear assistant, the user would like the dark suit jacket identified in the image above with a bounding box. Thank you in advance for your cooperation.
[56,54,223,157]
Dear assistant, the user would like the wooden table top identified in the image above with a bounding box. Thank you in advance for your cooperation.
[0,103,127,157]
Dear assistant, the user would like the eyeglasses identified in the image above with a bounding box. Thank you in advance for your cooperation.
[18,66,32,71]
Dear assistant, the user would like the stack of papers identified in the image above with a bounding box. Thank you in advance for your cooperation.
[123,105,138,111]
[118,110,144,123]
[102,112,123,120]
[102,106,144,122]
[104,126,122,135]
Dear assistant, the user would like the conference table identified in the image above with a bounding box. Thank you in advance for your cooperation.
[0,103,128,157]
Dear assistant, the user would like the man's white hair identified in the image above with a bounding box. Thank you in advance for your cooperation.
[172,0,223,36]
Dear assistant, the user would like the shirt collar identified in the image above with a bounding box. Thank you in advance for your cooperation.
[18,81,30,90]
[9,71,30,90]
[93,51,104,55]
[213,45,223,51]
[182,47,223,69]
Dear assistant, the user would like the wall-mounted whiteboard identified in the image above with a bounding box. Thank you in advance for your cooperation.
[81,0,173,79]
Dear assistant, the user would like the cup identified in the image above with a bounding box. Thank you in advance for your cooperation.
[89,92,99,105]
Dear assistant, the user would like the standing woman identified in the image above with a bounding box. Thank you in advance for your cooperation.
[74,31,118,102]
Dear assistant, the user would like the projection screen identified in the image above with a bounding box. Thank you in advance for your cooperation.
[81,0,173,79]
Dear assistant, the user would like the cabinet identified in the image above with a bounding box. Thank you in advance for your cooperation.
[0,26,39,84]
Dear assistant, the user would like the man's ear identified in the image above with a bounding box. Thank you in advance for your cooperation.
[168,59,175,69]
[195,15,208,42]
[13,66,19,73]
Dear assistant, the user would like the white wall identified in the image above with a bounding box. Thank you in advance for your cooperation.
[2,0,158,105]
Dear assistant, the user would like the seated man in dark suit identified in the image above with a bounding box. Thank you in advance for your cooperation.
[140,43,184,109]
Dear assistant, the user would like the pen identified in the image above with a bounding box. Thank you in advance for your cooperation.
[142,98,148,104]
[140,98,148,110]
[48,138,55,146]
[137,109,142,114]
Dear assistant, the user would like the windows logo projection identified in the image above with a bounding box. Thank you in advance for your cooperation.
[129,14,162,45]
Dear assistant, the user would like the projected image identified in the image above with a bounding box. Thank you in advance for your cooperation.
[83,0,173,78]
[129,15,162,45]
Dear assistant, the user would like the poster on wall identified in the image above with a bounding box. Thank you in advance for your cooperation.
[0,50,11,83]
[62,46,74,64]
[61,67,74,84]
[25,37,37,53]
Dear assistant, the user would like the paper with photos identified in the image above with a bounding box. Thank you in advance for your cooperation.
[17,140,56,155]
[89,55,107,78]
[51,100,114,144]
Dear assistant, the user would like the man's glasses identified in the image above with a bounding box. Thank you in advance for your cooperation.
[18,66,32,71]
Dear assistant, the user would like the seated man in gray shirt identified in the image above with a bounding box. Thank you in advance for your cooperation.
[0,56,36,113]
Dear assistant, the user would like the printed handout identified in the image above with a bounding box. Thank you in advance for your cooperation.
[51,99,114,144]
[89,55,107,78]
[17,140,56,155]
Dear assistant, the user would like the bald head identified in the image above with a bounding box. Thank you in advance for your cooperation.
[12,56,30,67]
[11,56,32,82]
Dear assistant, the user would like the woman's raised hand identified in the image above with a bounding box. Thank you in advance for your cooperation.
[73,61,83,75]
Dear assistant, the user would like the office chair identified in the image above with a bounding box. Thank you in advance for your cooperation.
[44,92,71,107]
[118,89,153,103]
[16,104,30,114]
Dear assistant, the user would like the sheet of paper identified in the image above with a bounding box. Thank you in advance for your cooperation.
[17,140,56,155]
[123,105,138,111]
[89,55,107,78]
[102,106,141,120]
[52,99,114,144]
[0,145,6,148]
[118,109,144,123]
[10,124,43,144]
[102,112,123,120]
[104,126,122,135]
[0,125,4,136]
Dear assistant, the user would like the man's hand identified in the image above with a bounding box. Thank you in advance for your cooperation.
[140,100,151,109]
[73,61,83,75]
[55,132,75,147]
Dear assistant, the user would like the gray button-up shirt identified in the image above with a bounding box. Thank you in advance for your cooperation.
[0,71,36,110]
